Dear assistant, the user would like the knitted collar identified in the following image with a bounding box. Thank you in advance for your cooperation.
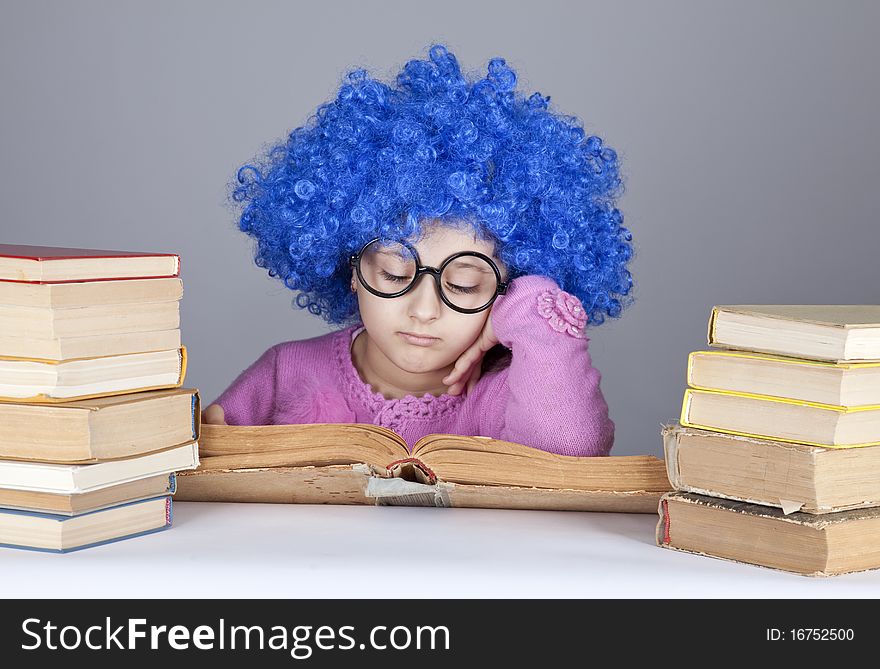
[334,324,465,420]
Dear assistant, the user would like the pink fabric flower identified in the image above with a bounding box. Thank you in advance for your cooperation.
[537,288,588,339]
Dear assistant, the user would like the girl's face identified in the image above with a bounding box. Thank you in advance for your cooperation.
[352,221,507,375]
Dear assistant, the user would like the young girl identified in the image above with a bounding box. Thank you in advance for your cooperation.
[203,45,634,457]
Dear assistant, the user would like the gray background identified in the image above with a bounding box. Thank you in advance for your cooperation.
[1,0,877,457]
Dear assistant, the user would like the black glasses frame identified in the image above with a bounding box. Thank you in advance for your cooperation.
[349,237,508,314]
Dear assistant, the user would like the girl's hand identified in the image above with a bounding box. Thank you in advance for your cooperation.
[442,311,499,396]
[202,403,228,425]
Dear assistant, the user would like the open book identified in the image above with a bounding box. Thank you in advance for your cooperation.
[175,423,671,513]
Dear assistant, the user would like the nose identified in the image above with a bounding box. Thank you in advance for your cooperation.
[406,273,442,322]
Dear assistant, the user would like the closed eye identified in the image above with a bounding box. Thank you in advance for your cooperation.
[379,269,412,283]
[445,282,479,294]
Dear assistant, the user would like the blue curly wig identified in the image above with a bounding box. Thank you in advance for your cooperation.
[231,44,634,326]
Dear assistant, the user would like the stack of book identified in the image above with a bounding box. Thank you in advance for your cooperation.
[657,305,880,576]
[0,245,200,552]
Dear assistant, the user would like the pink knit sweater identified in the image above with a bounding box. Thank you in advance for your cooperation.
[212,275,614,456]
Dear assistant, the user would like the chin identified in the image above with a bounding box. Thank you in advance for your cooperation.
[395,356,441,374]
[392,348,450,372]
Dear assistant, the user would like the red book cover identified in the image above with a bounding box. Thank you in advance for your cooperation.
[0,244,180,283]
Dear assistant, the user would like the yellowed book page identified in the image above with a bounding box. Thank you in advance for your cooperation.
[0,301,180,339]
[680,388,842,447]
[0,329,182,362]
[0,348,187,403]
[412,434,670,491]
[195,423,408,471]
[663,424,821,513]
[666,423,880,514]
[0,254,179,283]
[442,481,663,513]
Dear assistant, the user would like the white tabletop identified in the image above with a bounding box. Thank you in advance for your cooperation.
[3,501,879,598]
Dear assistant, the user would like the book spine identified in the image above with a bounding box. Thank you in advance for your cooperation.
[165,497,173,527]
[657,497,672,545]
[190,441,201,470]
[678,389,693,426]
[661,426,682,490]
[385,457,438,485]
[706,306,720,345]
[178,346,188,386]
[190,388,200,440]
[365,476,451,507]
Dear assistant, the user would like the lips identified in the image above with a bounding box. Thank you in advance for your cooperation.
[399,332,440,346]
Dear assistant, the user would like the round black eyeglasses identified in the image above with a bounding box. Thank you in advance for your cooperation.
[349,238,508,314]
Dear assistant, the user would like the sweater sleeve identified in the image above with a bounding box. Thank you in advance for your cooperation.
[480,274,615,457]
[211,345,279,426]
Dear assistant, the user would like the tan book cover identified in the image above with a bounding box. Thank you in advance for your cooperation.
[175,423,671,513]
[0,387,199,462]
[663,423,880,514]
[657,491,880,576]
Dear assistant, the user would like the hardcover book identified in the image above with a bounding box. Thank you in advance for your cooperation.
[0,387,199,462]
[0,495,172,553]
[0,277,183,309]
[679,387,880,448]
[0,300,180,339]
[687,349,880,407]
[657,491,880,576]
[663,423,880,514]
[0,473,176,516]
[0,245,180,283]
[175,423,671,513]
[0,348,188,402]
[0,441,199,494]
[0,329,181,362]
[708,305,880,362]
